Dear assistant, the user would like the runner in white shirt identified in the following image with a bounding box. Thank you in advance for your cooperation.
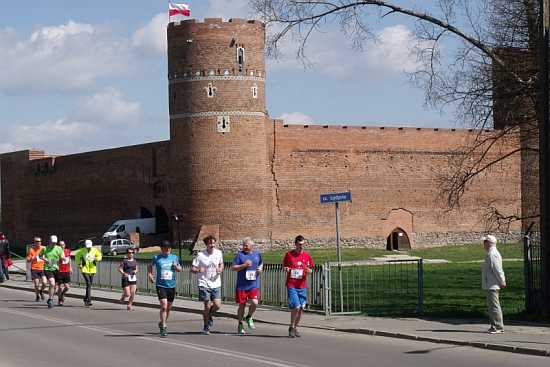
[191,235,224,335]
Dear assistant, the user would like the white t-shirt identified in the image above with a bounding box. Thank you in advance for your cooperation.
[192,248,223,289]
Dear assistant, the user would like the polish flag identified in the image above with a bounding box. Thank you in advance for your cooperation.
[169,3,191,17]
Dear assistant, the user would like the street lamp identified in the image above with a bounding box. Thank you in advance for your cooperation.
[172,212,182,260]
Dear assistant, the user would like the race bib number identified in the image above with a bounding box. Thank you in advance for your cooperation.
[128,274,137,282]
[206,268,218,280]
[85,254,94,262]
[161,270,173,280]
[290,269,304,279]
[62,257,70,264]
[245,270,257,281]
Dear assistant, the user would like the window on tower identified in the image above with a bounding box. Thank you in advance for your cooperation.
[206,83,217,98]
[251,84,258,99]
[237,46,245,71]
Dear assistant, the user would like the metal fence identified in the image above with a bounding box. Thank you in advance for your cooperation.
[70,258,325,310]
[324,259,424,316]
[524,228,543,313]
[68,256,423,316]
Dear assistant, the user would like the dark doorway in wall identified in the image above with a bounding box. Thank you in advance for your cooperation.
[140,207,153,218]
[386,228,411,251]
[155,206,169,233]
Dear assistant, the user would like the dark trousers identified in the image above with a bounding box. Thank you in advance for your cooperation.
[82,273,94,303]
[0,260,4,282]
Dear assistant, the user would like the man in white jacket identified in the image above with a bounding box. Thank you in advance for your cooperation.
[482,235,506,334]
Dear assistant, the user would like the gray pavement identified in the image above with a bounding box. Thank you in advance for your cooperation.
[1,278,550,359]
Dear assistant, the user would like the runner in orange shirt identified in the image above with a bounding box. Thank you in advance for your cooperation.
[26,237,47,302]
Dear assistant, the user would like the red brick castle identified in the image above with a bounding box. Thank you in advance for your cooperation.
[0,18,521,251]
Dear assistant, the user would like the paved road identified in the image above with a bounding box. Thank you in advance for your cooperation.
[0,287,547,367]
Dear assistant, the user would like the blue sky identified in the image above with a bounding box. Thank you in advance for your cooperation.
[0,0,457,155]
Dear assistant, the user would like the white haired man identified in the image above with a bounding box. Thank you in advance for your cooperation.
[482,235,506,334]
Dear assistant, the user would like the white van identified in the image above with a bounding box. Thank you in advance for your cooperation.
[102,218,156,240]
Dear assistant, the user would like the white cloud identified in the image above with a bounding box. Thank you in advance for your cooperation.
[269,25,424,78]
[132,12,168,55]
[278,112,314,124]
[73,88,141,126]
[0,21,132,94]
[0,89,143,155]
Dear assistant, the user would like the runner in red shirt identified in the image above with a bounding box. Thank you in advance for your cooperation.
[56,241,72,306]
[283,235,314,338]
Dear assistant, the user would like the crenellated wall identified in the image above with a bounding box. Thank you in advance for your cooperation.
[269,123,521,244]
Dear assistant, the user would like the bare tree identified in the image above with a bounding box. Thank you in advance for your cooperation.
[250,0,540,228]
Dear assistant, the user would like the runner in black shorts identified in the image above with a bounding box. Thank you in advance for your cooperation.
[56,240,72,306]
[148,241,182,337]
[156,287,176,303]
[118,247,138,310]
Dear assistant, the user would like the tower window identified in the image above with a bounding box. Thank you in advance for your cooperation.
[237,46,245,71]
[205,83,217,98]
[251,84,258,99]
[217,116,230,133]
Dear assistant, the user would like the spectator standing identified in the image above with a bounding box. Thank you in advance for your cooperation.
[482,234,506,334]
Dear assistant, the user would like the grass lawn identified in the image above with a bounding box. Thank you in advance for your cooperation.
[422,261,524,318]
[109,242,527,318]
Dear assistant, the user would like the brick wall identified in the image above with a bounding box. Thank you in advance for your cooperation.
[269,123,521,246]
[0,142,170,251]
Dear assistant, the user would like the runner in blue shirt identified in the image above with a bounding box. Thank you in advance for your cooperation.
[231,237,263,335]
[148,241,182,337]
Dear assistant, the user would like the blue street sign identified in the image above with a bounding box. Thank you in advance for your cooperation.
[320,192,352,204]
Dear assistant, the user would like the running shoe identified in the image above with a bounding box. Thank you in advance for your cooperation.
[202,325,210,335]
[47,299,53,309]
[245,315,256,330]
[160,327,168,338]
[288,327,295,338]
[238,322,246,335]
[294,328,301,337]
[488,328,504,334]
[127,304,133,311]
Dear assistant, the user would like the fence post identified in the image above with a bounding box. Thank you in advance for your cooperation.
[417,259,424,315]
[523,232,532,312]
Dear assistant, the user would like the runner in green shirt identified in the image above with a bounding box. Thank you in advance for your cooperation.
[41,235,63,308]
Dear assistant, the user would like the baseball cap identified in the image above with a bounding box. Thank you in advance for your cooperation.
[85,239,93,248]
[160,240,173,248]
[50,235,58,244]
[482,235,497,244]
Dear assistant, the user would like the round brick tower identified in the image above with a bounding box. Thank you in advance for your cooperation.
[167,18,272,241]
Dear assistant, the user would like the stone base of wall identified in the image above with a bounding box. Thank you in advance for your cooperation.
[214,231,522,252]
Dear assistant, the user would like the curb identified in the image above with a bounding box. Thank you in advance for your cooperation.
[1,283,549,358]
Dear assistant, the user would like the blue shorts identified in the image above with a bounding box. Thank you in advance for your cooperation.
[198,286,221,302]
[287,287,308,309]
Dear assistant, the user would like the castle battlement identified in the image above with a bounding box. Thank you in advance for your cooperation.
[167,18,263,29]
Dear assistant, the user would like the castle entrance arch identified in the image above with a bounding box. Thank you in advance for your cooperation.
[155,206,169,233]
[386,228,411,251]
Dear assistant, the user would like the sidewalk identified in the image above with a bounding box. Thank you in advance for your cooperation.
[1,278,549,357]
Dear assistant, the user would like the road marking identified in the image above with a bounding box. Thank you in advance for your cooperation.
[0,307,310,367]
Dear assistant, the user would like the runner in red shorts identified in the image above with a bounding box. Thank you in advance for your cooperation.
[231,237,263,335]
